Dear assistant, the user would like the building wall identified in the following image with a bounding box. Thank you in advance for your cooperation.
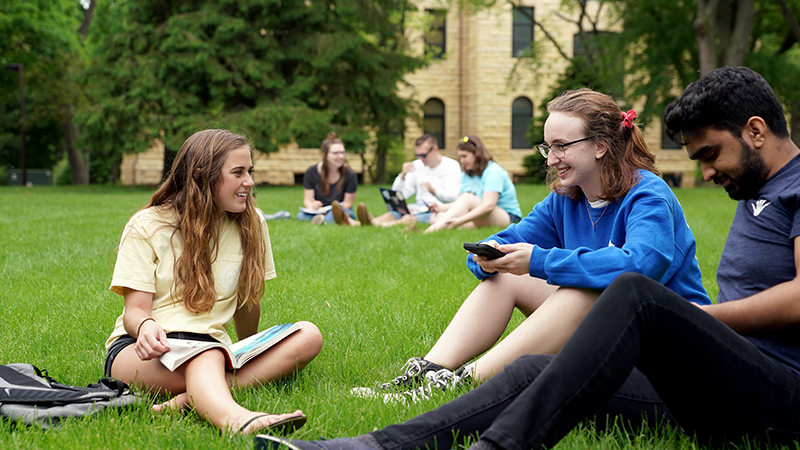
[120,141,363,186]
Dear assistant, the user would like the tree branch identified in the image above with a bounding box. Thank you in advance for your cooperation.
[777,0,800,42]
[78,0,95,42]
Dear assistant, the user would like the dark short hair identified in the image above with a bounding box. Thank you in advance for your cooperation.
[663,66,788,143]
[415,133,438,148]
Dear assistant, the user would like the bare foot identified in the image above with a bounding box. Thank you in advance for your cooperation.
[234,409,306,435]
[153,392,190,413]
[422,224,439,234]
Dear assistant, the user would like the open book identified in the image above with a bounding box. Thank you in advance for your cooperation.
[159,323,302,372]
[299,205,332,215]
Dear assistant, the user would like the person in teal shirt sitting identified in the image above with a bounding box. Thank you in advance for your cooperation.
[424,135,522,233]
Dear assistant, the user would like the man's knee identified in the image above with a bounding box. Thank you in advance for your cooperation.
[600,272,685,315]
[603,273,662,302]
[610,272,653,289]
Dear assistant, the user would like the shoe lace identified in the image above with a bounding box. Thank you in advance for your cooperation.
[380,357,427,389]
[425,368,456,391]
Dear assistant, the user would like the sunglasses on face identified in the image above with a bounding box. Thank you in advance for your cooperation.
[415,146,434,158]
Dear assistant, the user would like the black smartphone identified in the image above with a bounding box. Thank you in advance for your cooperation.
[463,243,506,260]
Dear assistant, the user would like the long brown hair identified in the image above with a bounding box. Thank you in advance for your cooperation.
[147,129,266,313]
[457,135,493,177]
[319,132,347,196]
[546,88,658,201]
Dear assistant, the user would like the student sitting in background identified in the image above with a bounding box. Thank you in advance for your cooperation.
[423,135,522,233]
[296,132,359,225]
[357,134,461,227]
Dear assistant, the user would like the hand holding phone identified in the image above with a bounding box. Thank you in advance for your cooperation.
[463,243,506,260]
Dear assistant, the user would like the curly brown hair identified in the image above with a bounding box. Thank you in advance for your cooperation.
[545,89,659,201]
[147,129,266,313]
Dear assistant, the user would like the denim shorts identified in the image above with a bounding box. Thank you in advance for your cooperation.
[104,331,218,377]
[388,210,433,224]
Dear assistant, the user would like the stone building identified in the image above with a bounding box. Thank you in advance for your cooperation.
[120,0,695,187]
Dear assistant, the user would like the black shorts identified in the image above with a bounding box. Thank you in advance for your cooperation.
[104,332,218,377]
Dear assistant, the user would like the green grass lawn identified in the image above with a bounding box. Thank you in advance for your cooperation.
[0,183,740,449]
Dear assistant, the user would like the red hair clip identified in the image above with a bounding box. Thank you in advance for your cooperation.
[621,109,637,130]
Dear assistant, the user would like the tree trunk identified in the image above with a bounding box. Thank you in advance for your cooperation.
[372,131,388,184]
[695,0,754,75]
[792,100,800,149]
[63,119,90,185]
[57,0,96,185]
[725,0,754,67]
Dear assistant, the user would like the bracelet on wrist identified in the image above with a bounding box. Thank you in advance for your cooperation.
[136,317,155,337]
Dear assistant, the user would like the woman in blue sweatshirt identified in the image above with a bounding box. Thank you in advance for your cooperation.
[368,88,711,399]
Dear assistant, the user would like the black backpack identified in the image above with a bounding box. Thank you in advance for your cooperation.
[0,363,140,428]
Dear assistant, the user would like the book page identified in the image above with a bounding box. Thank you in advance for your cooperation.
[299,205,332,215]
[230,323,302,367]
[159,339,231,372]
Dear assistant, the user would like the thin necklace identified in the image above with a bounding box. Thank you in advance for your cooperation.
[586,198,609,230]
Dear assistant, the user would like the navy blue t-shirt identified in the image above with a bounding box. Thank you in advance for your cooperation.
[717,153,800,376]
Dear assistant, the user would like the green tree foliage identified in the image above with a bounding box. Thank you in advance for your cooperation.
[747,0,800,143]
[0,1,86,179]
[79,0,426,182]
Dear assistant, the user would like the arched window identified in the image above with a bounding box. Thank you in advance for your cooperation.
[511,97,533,149]
[424,98,445,149]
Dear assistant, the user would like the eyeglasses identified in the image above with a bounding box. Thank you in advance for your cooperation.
[537,137,592,158]
[414,146,434,159]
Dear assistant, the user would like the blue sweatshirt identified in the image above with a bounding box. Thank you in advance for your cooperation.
[467,170,710,305]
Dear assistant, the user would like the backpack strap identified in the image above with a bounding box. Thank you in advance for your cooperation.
[33,366,58,384]
[88,378,128,396]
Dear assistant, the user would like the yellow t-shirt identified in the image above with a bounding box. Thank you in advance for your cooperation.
[105,207,276,349]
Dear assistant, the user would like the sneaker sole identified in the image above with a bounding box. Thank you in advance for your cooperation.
[254,435,304,450]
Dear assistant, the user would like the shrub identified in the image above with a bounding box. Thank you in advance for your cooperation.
[522,152,548,184]
[53,157,72,185]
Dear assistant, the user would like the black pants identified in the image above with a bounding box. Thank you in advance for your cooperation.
[371,273,800,450]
